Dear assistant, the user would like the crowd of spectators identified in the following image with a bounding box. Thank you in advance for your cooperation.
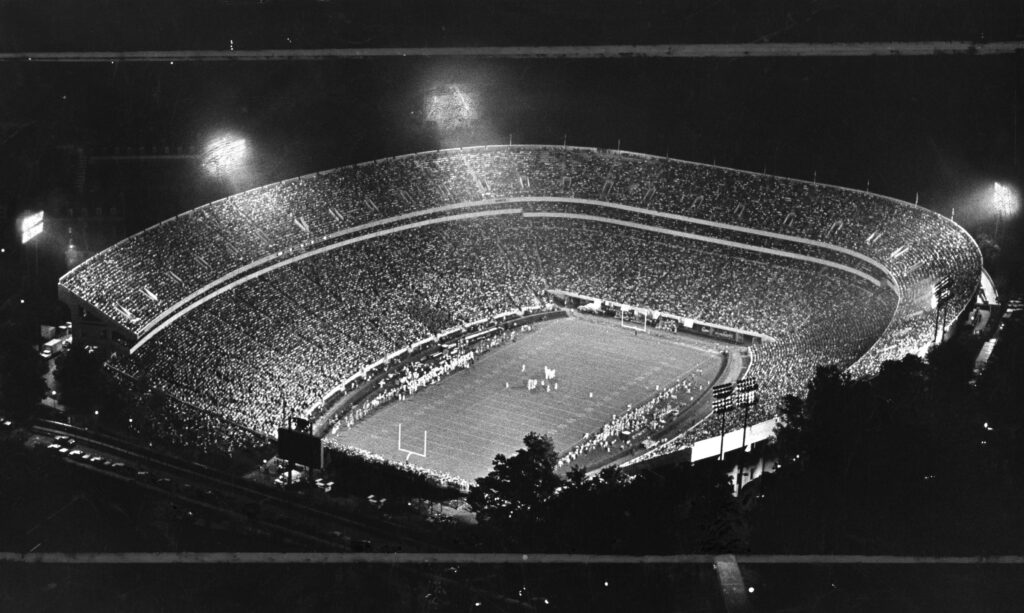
[107,363,272,454]
[62,145,979,335]
[557,373,708,468]
[61,145,982,463]
[120,217,897,447]
[340,349,476,430]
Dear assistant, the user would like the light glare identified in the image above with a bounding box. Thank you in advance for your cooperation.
[424,84,479,131]
[202,135,249,176]
[21,211,44,232]
[21,211,44,244]
[994,182,1018,216]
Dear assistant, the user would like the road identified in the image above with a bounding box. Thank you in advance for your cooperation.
[29,420,447,553]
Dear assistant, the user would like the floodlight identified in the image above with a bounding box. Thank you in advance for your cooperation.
[993,182,1018,217]
[21,211,43,232]
[202,135,248,176]
[20,211,44,244]
[424,84,479,131]
[990,182,1018,242]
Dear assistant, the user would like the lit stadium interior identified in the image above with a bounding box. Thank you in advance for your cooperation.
[1,2,1023,612]
[56,146,981,486]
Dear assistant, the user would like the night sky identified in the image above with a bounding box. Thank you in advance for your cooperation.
[2,54,1020,234]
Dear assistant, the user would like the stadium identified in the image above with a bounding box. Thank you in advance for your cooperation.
[57,145,983,486]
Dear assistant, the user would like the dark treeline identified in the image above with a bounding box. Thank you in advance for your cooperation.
[751,313,1024,554]
[468,432,744,553]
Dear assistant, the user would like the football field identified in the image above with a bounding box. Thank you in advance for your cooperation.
[328,315,725,481]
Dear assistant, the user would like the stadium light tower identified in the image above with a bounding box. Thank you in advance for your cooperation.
[201,134,249,177]
[932,276,954,344]
[734,378,759,451]
[733,377,759,492]
[993,182,1018,242]
[20,211,44,245]
[18,210,44,281]
[712,383,736,461]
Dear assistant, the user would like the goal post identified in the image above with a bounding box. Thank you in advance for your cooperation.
[620,309,648,333]
[398,423,427,462]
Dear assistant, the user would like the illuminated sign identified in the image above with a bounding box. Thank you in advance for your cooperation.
[21,211,44,244]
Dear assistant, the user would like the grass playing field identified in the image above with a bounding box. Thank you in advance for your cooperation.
[327,314,725,481]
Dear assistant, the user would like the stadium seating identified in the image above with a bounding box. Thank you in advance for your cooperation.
[59,145,982,467]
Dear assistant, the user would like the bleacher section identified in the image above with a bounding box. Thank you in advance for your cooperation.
[59,145,982,459]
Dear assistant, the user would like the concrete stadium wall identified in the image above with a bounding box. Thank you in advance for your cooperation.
[689,418,778,462]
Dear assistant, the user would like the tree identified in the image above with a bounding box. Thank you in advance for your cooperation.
[753,349,1015,554]
[0,321,47,420]
[469,430,746,552]
[468,432,561,525]
[54,346,125,422]
[538,460,743,554]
